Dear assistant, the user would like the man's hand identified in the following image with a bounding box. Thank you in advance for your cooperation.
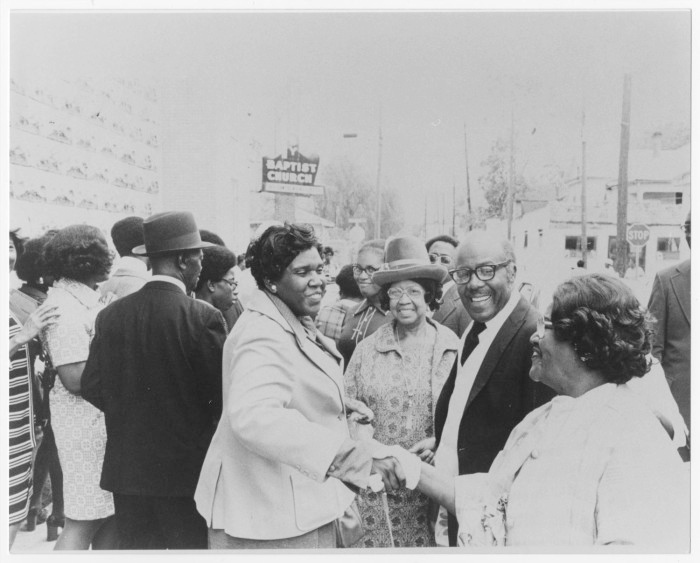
[370,456,406,492]
[408,436,436,464]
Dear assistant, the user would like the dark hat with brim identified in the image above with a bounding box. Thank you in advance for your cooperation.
[372,235,447,286]
[132,211,216,257]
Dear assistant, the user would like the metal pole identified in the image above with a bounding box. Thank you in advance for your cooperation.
[375,107,383,239]
[615,74,632,277]
[507,110,515,240]
[581,106,588,267]
[464,122,473,231]
[452,179,457,237]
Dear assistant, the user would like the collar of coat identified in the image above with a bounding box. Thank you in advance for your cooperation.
[372,317,460,359]
[246,288,342,362]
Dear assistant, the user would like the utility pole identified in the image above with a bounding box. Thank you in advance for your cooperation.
[464,122,473,231]
[506,111,515,240]
[580,105,588,267]
[375,106,383,239]
[615,74,632,277]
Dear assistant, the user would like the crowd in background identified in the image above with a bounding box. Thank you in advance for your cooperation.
[8,210,691,551]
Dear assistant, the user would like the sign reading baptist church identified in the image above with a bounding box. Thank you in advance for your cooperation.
[261,149,324,196]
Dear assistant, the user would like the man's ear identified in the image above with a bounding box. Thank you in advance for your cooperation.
[508,262,517,282]
[207,280,216,293]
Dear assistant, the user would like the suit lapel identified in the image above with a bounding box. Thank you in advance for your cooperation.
[464,297,528,410]
[670,264,691,325]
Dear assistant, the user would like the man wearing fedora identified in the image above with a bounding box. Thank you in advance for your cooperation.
[82,211,227,549]
[431,230,554,546]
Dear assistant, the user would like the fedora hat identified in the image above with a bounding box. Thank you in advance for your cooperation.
[372,235,447,286]
[132,211,216,257]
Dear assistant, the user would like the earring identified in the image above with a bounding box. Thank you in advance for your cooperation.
[270,285,277,293]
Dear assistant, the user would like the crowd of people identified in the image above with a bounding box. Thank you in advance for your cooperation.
[8,209,690,551]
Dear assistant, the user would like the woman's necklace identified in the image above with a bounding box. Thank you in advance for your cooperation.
[394,322,433,408]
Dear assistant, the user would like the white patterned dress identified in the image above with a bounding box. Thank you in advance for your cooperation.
[42,279,114,520]
[345,320,459,548]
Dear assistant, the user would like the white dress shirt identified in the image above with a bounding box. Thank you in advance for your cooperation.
[149,275,186,294]
[433,289,521,545]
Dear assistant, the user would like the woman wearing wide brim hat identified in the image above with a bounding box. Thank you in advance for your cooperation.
[344,235,460,548]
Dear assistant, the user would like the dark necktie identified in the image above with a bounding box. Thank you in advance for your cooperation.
[460,321,487,365]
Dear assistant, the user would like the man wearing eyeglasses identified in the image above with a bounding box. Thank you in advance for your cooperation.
[647,210,691,460]
[427,235,472,337]
[431,230,555,546]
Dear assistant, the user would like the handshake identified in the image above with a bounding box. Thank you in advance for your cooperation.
[367,441,423,493]
[346,398,436,493]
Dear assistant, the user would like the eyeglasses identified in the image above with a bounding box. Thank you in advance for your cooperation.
[387,287,425,301]
[536,316,553,339]
[220,278,238,289]
[353,264,379,277]
[429,253,452,265]
[449,261,511,284]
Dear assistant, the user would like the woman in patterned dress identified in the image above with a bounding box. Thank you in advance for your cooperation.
[41,225,117,550]
[345,236,459,547]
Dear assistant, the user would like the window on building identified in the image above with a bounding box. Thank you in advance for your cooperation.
[524,231,528,248]
[643,192,683,205]
[657,237,681,261]
[538,229,543,247]
[565,236,596,251]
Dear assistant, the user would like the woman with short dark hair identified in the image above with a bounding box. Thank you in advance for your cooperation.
[195,223,400,549]
[398,273,688,548]
[195,245,239,331]
[10,232,65,540]
[40,225,117,550]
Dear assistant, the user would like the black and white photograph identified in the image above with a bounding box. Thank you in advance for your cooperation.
[4,1,694,557]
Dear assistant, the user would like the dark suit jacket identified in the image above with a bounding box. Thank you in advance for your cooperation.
[432,284,472,337]
[82,280,227,497]
[433,295,555,545]
[648,260,691,429]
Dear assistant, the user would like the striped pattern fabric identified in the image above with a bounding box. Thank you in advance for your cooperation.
[9,313,36,525]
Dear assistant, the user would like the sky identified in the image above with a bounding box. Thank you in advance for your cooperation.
[7,7,692,229]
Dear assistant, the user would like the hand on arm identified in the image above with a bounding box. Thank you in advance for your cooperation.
[9,304,59,358]
[408,436,437,464]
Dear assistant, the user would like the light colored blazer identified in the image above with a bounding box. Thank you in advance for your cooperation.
[195,289,355,540]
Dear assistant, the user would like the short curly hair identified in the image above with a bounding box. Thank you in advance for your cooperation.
[335,264,362,300]
[246,223,323,290]
[111,216,145,257]
[550,273,652,384]
[42,224,113,284]
[14,232,57,283]
[378,277,443,313]
[425,234,459,251]
[195,245,237,292]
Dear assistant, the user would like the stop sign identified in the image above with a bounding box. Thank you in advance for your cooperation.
[627,223,651,247]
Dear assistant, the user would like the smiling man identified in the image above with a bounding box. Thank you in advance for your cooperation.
[431,230,554,547]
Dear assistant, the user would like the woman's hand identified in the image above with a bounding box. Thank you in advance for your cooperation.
[10,303,59,358]
[409,436,437,464]
[345,397,374,424]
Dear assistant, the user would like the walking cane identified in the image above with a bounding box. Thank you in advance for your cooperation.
[369,473,395,547]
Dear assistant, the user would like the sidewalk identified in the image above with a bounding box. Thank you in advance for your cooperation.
[10,510,58,554]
